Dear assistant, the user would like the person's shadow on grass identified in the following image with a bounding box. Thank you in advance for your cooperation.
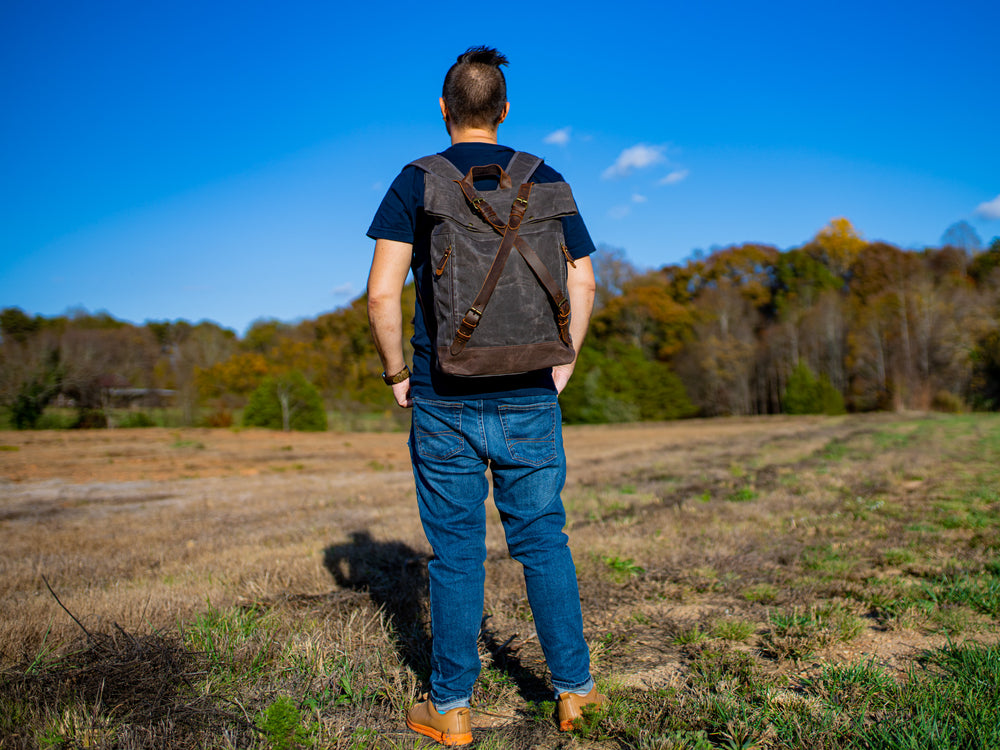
[323,530,432,675]
[323,530,551,703]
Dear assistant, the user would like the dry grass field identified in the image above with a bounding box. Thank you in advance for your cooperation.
[1,412,999,749]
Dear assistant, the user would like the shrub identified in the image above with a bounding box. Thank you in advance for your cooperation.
[244,372,327,432]
[968,329,1000,411]
[784,361,845,415]
[561,344,696,424]
[9,356,62,429]
[34,409,77,430]
[10,385,47,429]
[117,411,156,428]
[931,390,965,413]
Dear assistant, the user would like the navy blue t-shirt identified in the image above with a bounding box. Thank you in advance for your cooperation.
[367,142,596,400]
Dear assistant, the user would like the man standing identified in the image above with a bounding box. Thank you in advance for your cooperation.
[366,47,603,746]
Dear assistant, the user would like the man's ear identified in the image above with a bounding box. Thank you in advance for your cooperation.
[439,97,451,134]
[498,101,510,124]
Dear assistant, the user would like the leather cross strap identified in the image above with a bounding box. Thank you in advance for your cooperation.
[512,236,572,346]
[450,178,532,355]
[451,165,572,354]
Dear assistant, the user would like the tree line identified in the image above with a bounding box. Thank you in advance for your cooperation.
[2,220,999,429]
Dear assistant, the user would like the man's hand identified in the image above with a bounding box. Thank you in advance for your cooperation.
[552,362,575,395]
[392,379,413,408]
[553,256,596,397]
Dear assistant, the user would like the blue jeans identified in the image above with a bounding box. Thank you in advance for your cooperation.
[409,394,593,711]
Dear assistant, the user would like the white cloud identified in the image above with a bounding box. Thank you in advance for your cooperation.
[632,193,648,203]
[975,194,1000,220]
[602,143,666,179]
[608,205,632,220]
[543,127,572,146]
[333,283,357,297]
[658,169,690,186]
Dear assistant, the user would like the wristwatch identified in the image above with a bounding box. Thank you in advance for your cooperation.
[382,365,411,385]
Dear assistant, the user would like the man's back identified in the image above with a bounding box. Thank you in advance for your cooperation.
[368,142,596,400]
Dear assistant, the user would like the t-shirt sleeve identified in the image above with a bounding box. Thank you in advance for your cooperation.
[367,166,423,243]
[534,162,596,261]
[562,214,596,261]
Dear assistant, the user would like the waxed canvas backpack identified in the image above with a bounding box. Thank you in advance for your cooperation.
[409,151,578,377]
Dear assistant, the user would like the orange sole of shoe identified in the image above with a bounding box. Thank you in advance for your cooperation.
[405,717,473,746]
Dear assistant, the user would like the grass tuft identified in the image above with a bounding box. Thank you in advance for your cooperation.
[604,555,646,582]
[711,619,757,642]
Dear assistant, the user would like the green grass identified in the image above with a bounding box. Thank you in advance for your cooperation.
[182,602,277,682]
[883,547,916,566]
[818,437,850,462]
[726,486,759,502]
[255,695,312,750]
[574,643,1000,749]
[711,619,757,642]
[921,570,1000,618]
[848,644,1000,749]
[171,437,206,450]
[673,625,709,645]
[742,583,779,604]
[603,555,646,582]
[871,427,916,450]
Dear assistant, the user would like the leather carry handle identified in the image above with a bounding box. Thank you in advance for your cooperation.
[459,163,512,192]
[450,181,532,356]
[456,171,508,232]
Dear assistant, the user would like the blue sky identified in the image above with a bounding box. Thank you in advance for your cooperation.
[2,0,998,334]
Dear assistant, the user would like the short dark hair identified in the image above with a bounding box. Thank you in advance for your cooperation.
[442,46,509,129]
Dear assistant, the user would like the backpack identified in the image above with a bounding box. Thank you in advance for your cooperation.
[409,151,578,377]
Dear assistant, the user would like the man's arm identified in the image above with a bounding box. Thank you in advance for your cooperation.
[367,238,414,408]
[552,255,597,395]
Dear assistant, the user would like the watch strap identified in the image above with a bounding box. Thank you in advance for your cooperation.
[382,365,411,385]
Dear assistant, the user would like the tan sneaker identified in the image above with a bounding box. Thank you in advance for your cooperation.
[406,699,472,746]
[557,685,606,731]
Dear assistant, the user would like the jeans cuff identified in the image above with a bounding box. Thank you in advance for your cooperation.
[432,696,471,712]
[551,675,594,699]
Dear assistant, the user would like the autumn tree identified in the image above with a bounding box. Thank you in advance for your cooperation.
[809,217,866,281]
[940,220,983,253]
[590,270,693,360]
[969,237,1000,289]
[675,280,759,416]
[591,244,639,311]
[149,319,238,424]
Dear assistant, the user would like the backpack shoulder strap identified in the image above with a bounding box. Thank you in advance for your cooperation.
[408,154,465,180]
[505,152,543,185]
